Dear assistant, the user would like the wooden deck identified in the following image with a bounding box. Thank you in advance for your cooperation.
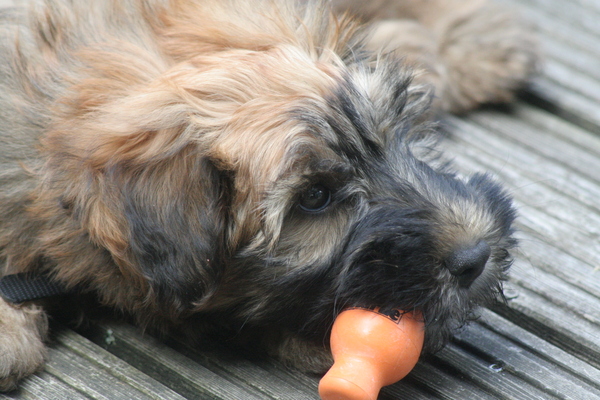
[3,0,600,399]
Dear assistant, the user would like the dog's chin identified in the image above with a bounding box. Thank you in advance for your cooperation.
[418,266,506,352]
[466,263,507,304]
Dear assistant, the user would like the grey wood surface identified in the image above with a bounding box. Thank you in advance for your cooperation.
[2,0,600,398]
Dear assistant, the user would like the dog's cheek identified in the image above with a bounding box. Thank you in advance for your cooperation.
[276,209,353,266]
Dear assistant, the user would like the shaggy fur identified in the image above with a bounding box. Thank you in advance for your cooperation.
[0,0,536,390]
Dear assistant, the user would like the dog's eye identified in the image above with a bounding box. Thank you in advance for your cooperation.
[298,184,331,212]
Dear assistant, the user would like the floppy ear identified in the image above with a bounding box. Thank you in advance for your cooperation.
[52,122,231,318]
[117,152,229,316]
[38,132,229,318]
[37,46,242,316]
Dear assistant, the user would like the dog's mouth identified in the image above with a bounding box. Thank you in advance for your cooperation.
[307,197,516,352]
[327,242,512,353]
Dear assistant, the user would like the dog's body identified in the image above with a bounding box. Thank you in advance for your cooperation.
[0,0,537,390]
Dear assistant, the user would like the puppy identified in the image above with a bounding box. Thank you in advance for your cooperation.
[0,0,537,390]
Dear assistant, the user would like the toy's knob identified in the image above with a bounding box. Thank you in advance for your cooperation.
[319,308,425,400]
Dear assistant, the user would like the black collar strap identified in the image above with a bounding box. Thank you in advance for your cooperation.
[0,273,70,304]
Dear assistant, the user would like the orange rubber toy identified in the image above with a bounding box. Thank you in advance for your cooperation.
[319,308,425,400]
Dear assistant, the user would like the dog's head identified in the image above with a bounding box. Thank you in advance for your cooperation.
[207,63,517,352]
[34,0,515,351]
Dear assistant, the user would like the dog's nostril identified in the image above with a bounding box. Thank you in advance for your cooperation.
[445,240,491,287]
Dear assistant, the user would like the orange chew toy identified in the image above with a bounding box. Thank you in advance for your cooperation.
[319,308,425,400]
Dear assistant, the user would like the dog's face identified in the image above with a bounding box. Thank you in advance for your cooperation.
[195,52,517,351]
[35,5,515,352]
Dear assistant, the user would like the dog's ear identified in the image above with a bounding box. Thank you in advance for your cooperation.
[117,152,229,316]
[41,72,233,316]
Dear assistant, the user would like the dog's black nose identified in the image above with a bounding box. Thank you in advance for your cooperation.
[445,241,491,287]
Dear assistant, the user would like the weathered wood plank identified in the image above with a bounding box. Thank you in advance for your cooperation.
[166,337,322,400]
[525,79,600,133]
[478,309,600,387]
[41,330,184,400]
[52,328,187,400]
[454,318,600,398]
[429,344,558,400]
[468,109,600,183]
[388,360,500,400]
[0,373,92,400]
[492,284,600,371]
[507,0,600,130]
[519,0,600,39]
[79,323,270,400]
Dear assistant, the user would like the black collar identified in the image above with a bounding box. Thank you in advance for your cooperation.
[0,273,69,304]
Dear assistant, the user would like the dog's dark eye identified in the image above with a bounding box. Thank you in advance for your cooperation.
[298,184,331,212]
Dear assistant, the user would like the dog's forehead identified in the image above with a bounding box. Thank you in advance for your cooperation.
[290,65,427,170]
[322,78,388,164]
